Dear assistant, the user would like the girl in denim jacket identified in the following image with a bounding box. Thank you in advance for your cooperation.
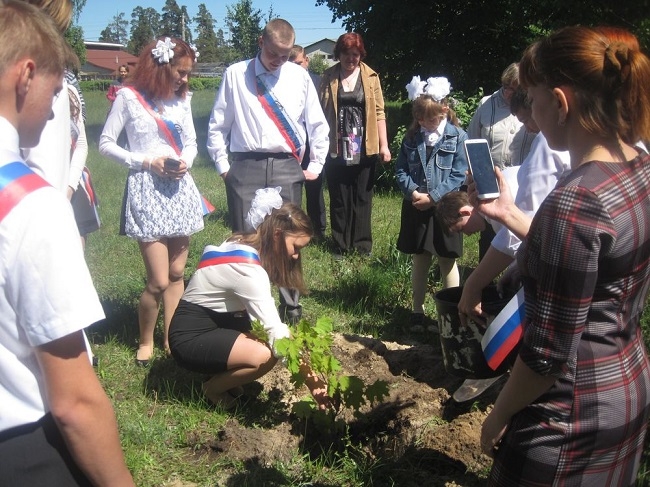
[395,77,468,327]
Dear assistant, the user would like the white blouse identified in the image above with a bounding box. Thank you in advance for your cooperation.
[99,88,197,170]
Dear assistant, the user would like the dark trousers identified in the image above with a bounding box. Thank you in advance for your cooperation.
[224,154,305,320]
[304,175,326,236]
[300,141,326,236]
[0,414,92,486]
[325,157,375,254]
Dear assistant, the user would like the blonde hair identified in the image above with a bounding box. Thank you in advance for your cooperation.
[0,0,67,76]
[22,0,72,32]
[406,94,455,139]
[500,62,519,87]
[262,18,295,46]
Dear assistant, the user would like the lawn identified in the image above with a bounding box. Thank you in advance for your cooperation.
[81,89,649,486]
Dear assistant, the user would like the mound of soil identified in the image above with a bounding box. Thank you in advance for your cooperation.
[184,332,504,486]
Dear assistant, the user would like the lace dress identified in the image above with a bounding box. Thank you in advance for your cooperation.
[100,88,204,241]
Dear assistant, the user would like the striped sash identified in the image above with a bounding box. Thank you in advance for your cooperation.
[127,87,183,155]
[253,64,303,162]
[127,87,215,215]
[0,162,50,223]
[197,245,261,269]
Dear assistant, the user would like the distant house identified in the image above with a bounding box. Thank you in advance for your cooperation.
[81,41,138,80]
[304,39,336,67]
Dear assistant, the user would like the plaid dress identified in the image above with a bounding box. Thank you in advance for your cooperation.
[490,153,650,486]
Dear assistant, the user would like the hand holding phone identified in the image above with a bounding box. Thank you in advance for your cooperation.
[463,139,500,200]
[164,158,181,171]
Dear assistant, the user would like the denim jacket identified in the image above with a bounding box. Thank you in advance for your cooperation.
[395,123,468,202]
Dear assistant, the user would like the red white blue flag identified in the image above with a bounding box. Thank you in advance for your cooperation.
[481,287,525,370]
[197,244,261,269]
[201,195,215,216]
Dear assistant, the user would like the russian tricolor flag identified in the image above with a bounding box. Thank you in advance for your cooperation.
[197,246,261,269]
[481,287,525,370]
[201,195,215,216]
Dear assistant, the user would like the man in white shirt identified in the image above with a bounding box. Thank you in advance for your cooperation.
[207,18,329,323]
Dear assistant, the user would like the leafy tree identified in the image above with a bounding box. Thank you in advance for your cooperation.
[128,6,161,56]
[161,0,192,42]
[99,12,129,45]
[65,24,86,68]
[308,53,328,75]
[70,0,85,23]
[224,0,264,62]
[316,0,650,99]
[193,3,220,62]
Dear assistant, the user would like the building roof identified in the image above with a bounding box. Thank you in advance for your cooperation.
[82,42,139,76]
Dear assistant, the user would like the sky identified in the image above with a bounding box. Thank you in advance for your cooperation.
[78,0,347,46]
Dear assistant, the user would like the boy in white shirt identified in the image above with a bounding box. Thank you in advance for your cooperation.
[0,2,134,484]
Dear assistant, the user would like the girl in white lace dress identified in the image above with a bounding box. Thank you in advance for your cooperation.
[99,37,203,365]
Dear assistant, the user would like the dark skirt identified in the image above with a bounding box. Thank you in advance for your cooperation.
[396,199,462,258]
[70,169,100,237]
[168,300,251,374]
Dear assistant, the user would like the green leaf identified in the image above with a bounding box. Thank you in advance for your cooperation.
[249,319,269,343]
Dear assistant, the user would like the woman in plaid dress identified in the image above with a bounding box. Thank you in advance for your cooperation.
[470,26,650,486]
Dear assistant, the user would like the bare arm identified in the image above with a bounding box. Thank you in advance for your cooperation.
[481,356,555,456]
[458,245,514,326]
[377,119,391,163]
[468,167,533,241]
[36,332,135,486]
[298,362,332,410]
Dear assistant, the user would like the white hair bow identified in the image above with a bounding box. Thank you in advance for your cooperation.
[406,75,452,102]
[152,37,176,64]
[246,187,283,230]
[190,43,200,62]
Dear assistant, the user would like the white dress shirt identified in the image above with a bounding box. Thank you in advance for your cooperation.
[207,56,329,175]
[182,242,291,356]
[490,132,571,257]
[0,118,105,431]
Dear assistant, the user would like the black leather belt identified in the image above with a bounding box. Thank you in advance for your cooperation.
[230,151,293,161]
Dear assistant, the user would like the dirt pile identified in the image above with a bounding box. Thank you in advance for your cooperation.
[191,333,502,486]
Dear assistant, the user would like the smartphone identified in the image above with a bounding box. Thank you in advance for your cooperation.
[463,139,500,199]
[164,158,181,171]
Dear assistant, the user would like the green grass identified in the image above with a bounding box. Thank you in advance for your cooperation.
[81,90,650,486]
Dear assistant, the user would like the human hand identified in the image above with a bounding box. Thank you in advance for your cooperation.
[299,362,334,411]
[481,408,509,457]
[303,170,318,181]
[497,263,521,296]
[162,158,187,179]
[411,191,434,211]
[379,146,392,164]
[458,282,486,328]
[467,167,514,223]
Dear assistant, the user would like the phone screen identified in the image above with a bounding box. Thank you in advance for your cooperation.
[164,158,180,170]
[464,140,500,198]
